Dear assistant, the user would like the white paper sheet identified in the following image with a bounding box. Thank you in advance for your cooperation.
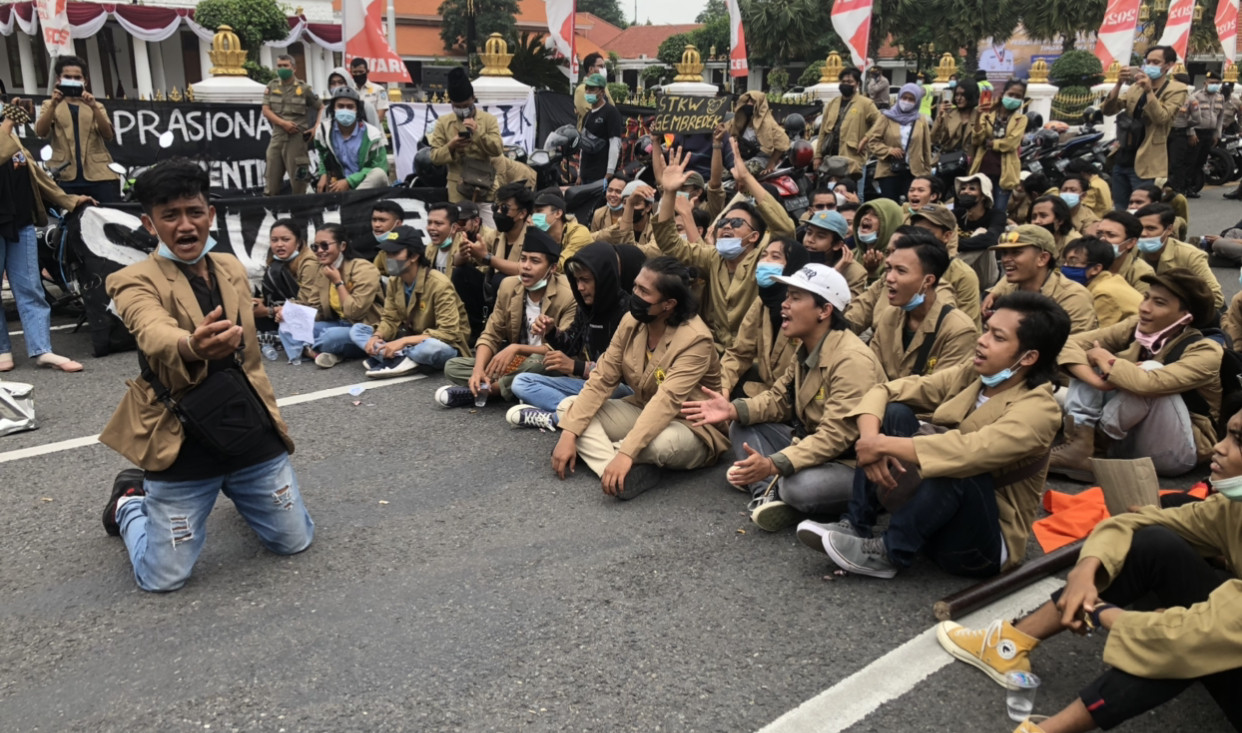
[278,302,317,344]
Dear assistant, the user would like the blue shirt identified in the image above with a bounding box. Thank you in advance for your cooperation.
[330,123,364,176]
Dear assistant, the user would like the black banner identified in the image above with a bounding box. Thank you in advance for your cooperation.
[652,96,730,135]
[67,186,448,356]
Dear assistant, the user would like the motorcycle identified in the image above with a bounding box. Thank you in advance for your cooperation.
[1204,132,1239,187]
[1020,108,1107,185]
[757,139,815,220]
[528,124,580,191]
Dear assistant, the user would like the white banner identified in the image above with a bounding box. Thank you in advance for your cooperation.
[34,0,71,57]
[389,95,537,182]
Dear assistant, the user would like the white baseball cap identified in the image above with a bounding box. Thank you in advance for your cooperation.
[773,264,851,311]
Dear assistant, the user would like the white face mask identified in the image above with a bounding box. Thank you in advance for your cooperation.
[898,99,916,113]
[1212,473,1242,501]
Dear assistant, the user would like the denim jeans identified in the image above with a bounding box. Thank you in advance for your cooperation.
[116,453,314,592]
[992,188,1011,214]
[278,318,366,361]
[845,404,1004,577]
[0,225,53,358]
[511,372,634,414]
[348,323,458,370]
[1109,165,1151,211]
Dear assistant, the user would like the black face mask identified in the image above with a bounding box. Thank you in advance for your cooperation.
[494,214,517,233]
[805,250,828,264]
[738,106,754,121]
[839,84,856,98]
[957,194,979,209]
[352,72,368,86]
[628,293,659,323]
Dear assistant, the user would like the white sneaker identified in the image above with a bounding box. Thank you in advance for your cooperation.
[314,352,341,368]
[796,518,865,554]
[365,357,419,379]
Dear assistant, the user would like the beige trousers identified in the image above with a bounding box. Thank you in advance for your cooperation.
[556,396,713,477]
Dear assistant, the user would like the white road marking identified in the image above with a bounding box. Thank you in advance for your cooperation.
[0,373,426,464]
[7,324,79,336]
[758,576,1064,733]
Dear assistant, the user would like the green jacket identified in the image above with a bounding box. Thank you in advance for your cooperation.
[312,120,388,188]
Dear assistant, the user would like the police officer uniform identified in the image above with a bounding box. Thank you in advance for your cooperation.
[263,75,322,195]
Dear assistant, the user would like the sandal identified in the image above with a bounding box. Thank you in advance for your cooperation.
[35,353,84,372]
[0,353,12,372]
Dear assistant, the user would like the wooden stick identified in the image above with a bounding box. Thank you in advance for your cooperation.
[933,541,1085,621]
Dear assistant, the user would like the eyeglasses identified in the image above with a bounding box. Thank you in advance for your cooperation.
[811,203,836,211]
[496,203,516,214]
[717,217,753,230]
[311,242,336,252]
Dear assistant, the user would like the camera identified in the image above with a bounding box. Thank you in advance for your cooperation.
[56,83,84,98]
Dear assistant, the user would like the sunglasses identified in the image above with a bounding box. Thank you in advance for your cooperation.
[311,242,336,252]
[717,217,753,230]
[811,203,836,211]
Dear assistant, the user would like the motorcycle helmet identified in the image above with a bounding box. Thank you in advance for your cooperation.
[789,139,815,170]
[330,85,363,116]
[1024,111,1044,130]
[414,146,447,187]
[634,135,654,161]
[1034,128,1060,150]
[783,113,807,141]
[544,125,580,154]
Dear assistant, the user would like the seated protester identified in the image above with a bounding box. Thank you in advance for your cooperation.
[845,226,962,335]
[553,256,730,500]
[868,227,978,381]
[366,200,404,265]
[902,175,944,218]
[438,229,576,406]
[590,176,627,235]
[1204,220,1242,264]
[954,174,1008,289]
[253,218,316,338]
[312,87,389,194]
[797,292,1072,579]
[596,179,656,253]
[507,241,633,429]
[676,203,711,245]
[533,188,594,265]
[353,226,472,378]
[805,209,867,299]
[1066,156,1112,217]
[1007,171,1054,228]
[326,66,379,128]
[1029,194,1081,257]
[447,200,500,340]
[1051,268,1221,480]
[1225,289,1242,347]
[278,224,382,367]
[1133,203,1224,310]
[850,197,904,283]
[651,146,791,353]
[1095,210,1155,294]
[981,225,1098,335]
[424,202,461,277]
[1128,183,1188,240]
[454,184,533,342]
[720,238,809,398]
[907,203,982,326]
[100,159,313,592]
[1061,236,1143,328]
[837,201,860,238]
[1058,174,1100,236]
[684,264,885,530]
[937,408,1242,733]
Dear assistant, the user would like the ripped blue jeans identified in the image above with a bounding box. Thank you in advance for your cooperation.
[116,453,315,592]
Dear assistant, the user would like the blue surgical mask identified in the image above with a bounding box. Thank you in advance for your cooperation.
[608,201,624,211]
[335,108,357,126]
[1001,96,1023,111]
[158,235,217,265]
[901,290,925,312]
[531,213,551,231]
[716,237,745,260]
[1060,265,1089,286]
[858,231,878,246]
[1209,84,1223,94]
[1143,64,1163,80]
[1137,235,1164,254]
[980,351,1031,388]
[948,80,958,89]
[1059,192,1080,209]
[272,248,300,262]
[376,231,392,242]
[755,262,784,288]
[1211,474,1242,501]
[585,93,599,105]
[1112,243,1124,259]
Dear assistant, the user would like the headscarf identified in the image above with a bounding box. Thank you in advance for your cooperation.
[883,83,925,126]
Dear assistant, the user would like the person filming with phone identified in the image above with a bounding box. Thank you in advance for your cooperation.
[33,55,119,203]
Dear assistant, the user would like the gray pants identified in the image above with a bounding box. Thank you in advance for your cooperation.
[1211,231,1242,263]
[728,422,856,515]
[1064,361,1198,476]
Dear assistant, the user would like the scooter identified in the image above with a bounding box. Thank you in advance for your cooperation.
[1205,132,1240,187]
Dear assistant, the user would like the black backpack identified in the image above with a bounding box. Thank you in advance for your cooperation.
[1164,327,1242,436]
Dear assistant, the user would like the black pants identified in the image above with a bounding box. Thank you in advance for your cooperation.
[60,178,119,204]
[877,172,914,203]
[1189,131,1217,194]
[1066,525,1241,730]
[1166,131,1194,194]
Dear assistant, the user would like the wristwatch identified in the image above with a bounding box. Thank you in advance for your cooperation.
[484,253,492,264]
[1085,603,1118,633]
[334,281,345,288]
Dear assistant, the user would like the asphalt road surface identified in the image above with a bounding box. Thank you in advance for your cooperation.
[2,191,1240,732]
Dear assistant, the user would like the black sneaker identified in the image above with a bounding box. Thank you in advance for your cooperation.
[615,463,662,501]
[103,468,145,537]
[435,385,475,407]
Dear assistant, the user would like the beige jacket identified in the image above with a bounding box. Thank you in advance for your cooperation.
[375,265,472,357]
[869,300,979,381]
[815,95,880,174]
[298,257,383,326]
[1101,78,1189,180]
[968,109,1028,191]
[720,298,796,398]
[477,274,577,355]
[989,269,1099,334]
[36,99,117,182]
[1086,271,1143,328]
[866,116,933,178]
[0,132,82,226]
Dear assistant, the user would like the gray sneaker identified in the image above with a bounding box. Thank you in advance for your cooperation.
[750,496,801,532]
[822,532,898,579]
[796,518,865,554]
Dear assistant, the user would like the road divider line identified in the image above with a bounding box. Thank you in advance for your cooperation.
[7,324,79,336]
[0,373,427,464]
[757,576,1063,733]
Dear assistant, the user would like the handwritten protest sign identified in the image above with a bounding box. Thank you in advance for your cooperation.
[651,96,730,135]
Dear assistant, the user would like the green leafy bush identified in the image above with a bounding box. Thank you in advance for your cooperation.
[1049,50,1103,88]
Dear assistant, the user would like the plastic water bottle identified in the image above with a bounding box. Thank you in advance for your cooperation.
[475,382,490,407]
[261,340,279,361]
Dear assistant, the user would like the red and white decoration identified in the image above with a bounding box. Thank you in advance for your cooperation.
[830,0,872,72]
[545,0,577,78]
[34,0,72,57]
[1156,0,1195,62]
[725,0,747,77]
[1218,0,1239,68]
[1094,0,1142,72]
[342,0,411,82]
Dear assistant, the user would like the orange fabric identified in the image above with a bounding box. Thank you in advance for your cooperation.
[1033,483,1212,552]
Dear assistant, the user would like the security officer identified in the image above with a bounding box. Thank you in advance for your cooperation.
[262,54,322,196]
[1188,70,1227,198]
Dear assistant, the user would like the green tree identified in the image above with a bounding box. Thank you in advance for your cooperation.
[877,0,1020,72]
[740,0,826,66]
[194,0,288,54]
[578,0,628,28]
[509,31,570,94]
[697,0,727,22]
[693,15,731,59]
[798,60,824,87]
[437,0,519,53]
[657,33,692,68]
[1048,49,1103,87]
[1020,0,1106,53]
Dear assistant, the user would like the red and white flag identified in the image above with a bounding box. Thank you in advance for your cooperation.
[1218,0,1239,67]
[1157,0,1195,62]
[831,0,873,71]
[34,0,72,58]
[342,0,412,83]
[1094,0,1142,71]
[725,0,748,77]
[545,0,578,77]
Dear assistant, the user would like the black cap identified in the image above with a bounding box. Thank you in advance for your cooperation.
[447,66,474,103]
[456,201,480,221]
[1139,268,1216,326]
[376,225,425,257]
[534,190,567,211]
[522,227,562,261]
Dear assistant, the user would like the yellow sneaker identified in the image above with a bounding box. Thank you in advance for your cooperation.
[936,619,1039,688]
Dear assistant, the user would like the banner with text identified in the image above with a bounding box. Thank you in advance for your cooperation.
[651,96,730,135]
[389,95,537,181]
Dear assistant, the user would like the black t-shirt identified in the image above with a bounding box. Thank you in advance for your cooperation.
[0,149,36,241]
[579,103,622,183]
[146,261,287,482]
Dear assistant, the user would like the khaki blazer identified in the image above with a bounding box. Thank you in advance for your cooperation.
[844,275,960,334]
[298,257,382,326]
[427,109,504,204]
[100,254,293,471]
[1086,271,1143,328]
[1081,495,1242,679]
[36,99,117,182]
[0,132,81,226]
[930,107,977,153]
[968,110,1028,191]
[1225,291,1242,347]
[869,300,979,381]
[1101,79,1189,180]
[1113,248,1154,294]
[989,269,1098,334]
[1058,317,1222,459]
[560,219,600,265]
[1082,176,1113,218]
[490,154,536,195]
[865,116,932,178]
[559,314,729,463]
[477,273,576,355]
[735,329,885,475]
[850,363,1062,570]
[375,265,472,357]
[1146,238,1224,309]
[815,95,880,175]
[590,205,622,235]
[720,298,797,398]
